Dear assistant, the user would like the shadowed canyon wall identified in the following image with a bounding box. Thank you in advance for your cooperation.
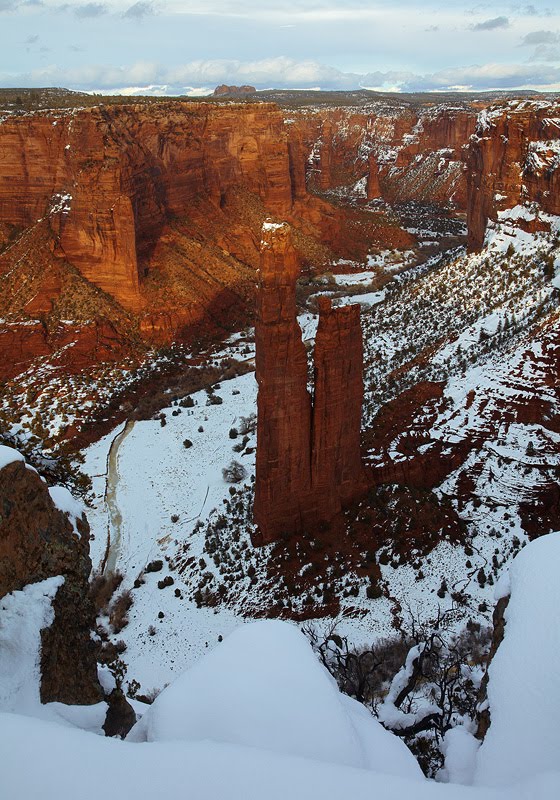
[254,222,367,543]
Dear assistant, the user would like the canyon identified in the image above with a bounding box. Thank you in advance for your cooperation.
[0,94,485,380]
[0,89,559,788]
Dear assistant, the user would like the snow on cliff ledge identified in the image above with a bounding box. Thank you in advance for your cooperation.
[475,531,560,787]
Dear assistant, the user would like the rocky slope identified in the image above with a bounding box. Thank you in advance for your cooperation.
[290,101,478,207]
[0,446,101,704]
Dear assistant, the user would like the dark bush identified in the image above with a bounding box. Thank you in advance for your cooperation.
[90,570,124,615]
[109,589,133,633]
[222,460,247,483]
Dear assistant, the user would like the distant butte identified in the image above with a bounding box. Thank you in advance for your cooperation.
[254,221,368,544]
[213,84,257,97]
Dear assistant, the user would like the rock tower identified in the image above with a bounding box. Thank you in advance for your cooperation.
[254,221,367,544]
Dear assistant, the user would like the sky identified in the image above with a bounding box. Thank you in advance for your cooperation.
[1,1,559,94]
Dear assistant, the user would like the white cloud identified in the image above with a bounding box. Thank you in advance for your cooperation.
[4,56,560,93]
[520,29,559,45]
[75,3,108,18]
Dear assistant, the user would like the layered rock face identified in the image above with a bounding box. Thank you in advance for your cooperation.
[298,104,478,207]
[0,449,101,704]
[465,102,560,251]
[254,223,367,543]
[0,103,296,311]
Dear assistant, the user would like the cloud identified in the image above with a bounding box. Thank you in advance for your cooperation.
[516,4,554,17]
[24,33,39,43]
[1,0,44,10]
[74,3,107,18]
[123,1,155,20]
[471,16,510,31]
[5,57,560,94]
[529,44,560,61]
[521,30,560,45]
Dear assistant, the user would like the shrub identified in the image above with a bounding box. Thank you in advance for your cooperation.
[366,583,383,600]
[90,570,124,615]
[183,439,193,448]
[145,560,163,573]
[109,589,133,633]
[157,576,174,589]
[222,460,247,483]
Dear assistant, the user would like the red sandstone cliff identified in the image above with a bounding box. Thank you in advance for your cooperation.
[0,102,365,377]
[254,222,313,539]
[466,101,560,251]
[293,103,478,207]
[2,97,543,383]
[254,222,367,543]
[0,103,297,310]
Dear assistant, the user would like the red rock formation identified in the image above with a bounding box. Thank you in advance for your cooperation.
[465,101,560,251]
[318,121,334,191]
[0,103,298,313]
[294,104,478,206]
[254,222,367,543]
[0,449,102,704]
[366,153,381,200]
[311,296,367,508]
[0,319,128,381]
[213,85,257,97]
[254,222,313,538]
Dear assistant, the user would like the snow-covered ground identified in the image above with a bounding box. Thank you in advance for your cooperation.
[2,534,560,799]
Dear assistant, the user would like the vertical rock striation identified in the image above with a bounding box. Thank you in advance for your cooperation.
[254,223,367,544]
[311,297,366,510]
[254,222,312,538]
[465,101,560,252]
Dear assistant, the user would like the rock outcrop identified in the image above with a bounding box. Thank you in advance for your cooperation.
[254,222,367,543]
[465,101,560,251]
[213,85,257,97]
[0,103,297,311]
[0,446,101,704]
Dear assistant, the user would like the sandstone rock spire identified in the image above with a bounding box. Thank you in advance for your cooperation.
[254,221,367,544]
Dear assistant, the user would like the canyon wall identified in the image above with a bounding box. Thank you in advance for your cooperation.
[3,97,548,381]
[465,102,560,251]
[293,103,478,207]
[254,222,367,543]
[0,103,297,311]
